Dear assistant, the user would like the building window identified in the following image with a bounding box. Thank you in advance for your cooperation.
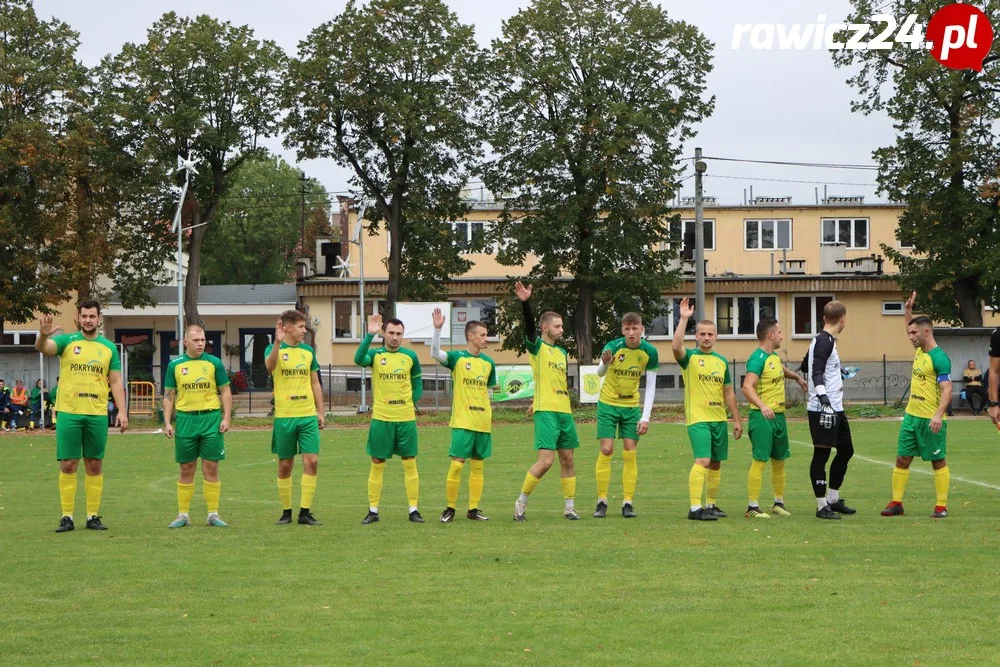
[715,296,777,336]
[450,299,498,338]
[332,299,387,339]
[744,219,792,250]
[663,220,715,253]
[793,294,834,336]
[882,301,905,315]
[452,221,487,253]
[821,218,869,249]
[646,297,698,338]
[1,330,39,345]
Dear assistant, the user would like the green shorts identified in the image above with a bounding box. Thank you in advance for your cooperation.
[747,411,790,462]
[596,402,642,441]
[897,413,947,461]
[271,416,321,459]
[175,410,225,464]
[534,411,579,450]
[687,421,729,461]
[366,419,418,460]
[449,428,492,460]
[56,413,109,460]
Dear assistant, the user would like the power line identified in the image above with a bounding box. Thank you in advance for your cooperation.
[706,174,880,187]
[700,156,880,171]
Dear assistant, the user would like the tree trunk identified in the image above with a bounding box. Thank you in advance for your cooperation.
[955,277,983,327]
[184,205,205,327]
[385,202,403,318]
[575,284,595,364]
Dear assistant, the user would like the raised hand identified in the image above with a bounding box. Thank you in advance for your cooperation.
[39,314,56,337]
[904,291,917,317]
[601,350,613,366]
[367,314,383,336]
[679,297,695,319]
[514,281,532,302]
[274,319,286,344]
[432,308,446,330]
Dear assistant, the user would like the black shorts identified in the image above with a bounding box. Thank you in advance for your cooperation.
[807,410,853,448]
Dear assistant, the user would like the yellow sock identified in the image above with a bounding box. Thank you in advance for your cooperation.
[203,480,220,514]
[622,450,637,503]
[469,459,485,510]
[934,466,950,507]
[748,460,766,505]
[689,464,707,508]
[771,459,786,500]
[368,462,385,508]
[177,481,195,514]
[85,474,103,517]
[706,468,721,506]
[561,476,576,500]
[277,477,293,511]
[891,466,910,503]
[446,460,464,508]
[300,473,317,510]
[59,471,77,516]
[402,459,419,508]
[595,452,612,500]
[521,472,540,496]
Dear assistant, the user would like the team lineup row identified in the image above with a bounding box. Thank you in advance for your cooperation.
[35,288,1000,532]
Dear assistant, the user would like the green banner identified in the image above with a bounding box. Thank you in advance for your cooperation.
[493,365,534,402]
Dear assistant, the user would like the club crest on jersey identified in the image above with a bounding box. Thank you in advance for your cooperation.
[73,346,81,355]
[380,358,387,365]
[282,353,289,361]
[768,361,774,369]
[465,362,472,370]
[182,367,189,375]
[698,359,705,367]
[618,353,626,363]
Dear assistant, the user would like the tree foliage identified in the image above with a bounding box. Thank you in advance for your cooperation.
[833,1,1000,326]
[95,12,286,326]
[283,0,483,313]
[200,156,332,285]
[480,0,715,361]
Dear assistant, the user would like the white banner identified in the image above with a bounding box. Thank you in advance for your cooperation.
[579,364,602,404]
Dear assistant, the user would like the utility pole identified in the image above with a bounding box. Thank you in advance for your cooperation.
[694,147,707,321]
[299,171,308,255]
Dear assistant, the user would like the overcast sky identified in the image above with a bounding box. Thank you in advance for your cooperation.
[34,0,896,205]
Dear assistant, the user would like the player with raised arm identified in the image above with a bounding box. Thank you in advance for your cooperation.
[881,292,953,519]
[162,324,233,528]
[512,281,580,521]
[430,308,496,522]
[36,302,128,532]
[593,312,658,519]
[804,300,856,520]
[266,310,325,526]
[741,319,808,519]
[672,298,743,521]
[355,314,424,524]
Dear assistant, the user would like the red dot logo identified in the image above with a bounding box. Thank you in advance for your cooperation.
[927,3,994,71]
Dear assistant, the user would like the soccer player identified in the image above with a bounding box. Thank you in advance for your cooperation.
[430,308,496,522]
[741,319,808,519]
[0,378,11,429]
[36,301,128,532]
[882,293,952,519]
[593,312,658,519]
[355,314,424,524]
[162,324,233,528]
[513,281,580,521]
[672,298,742,521]
[804,300,856,520]
[266,309,325,526]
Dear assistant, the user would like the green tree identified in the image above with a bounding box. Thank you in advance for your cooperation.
[283,0,483,314]
[833,1,1000,325]
[200,156,332,285]
[480,0,714,361]
[95,12,286,326]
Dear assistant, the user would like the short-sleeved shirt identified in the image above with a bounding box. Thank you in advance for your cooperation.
[357,346,421,422]
[52,332,121,416]
[164,353,230,412]
[599,338,659,408]
[442,350,497,433]
[906,346,951,420]
[746,348,786,413]
[265,342,320,418]
[527,335,571,414]
[678,348,731,425]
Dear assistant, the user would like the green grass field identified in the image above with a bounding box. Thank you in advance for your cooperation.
[3,419,1000,665]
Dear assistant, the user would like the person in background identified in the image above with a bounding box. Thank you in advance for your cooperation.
[961,360,985,415]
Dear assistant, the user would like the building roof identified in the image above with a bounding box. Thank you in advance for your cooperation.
[110,284,297,306]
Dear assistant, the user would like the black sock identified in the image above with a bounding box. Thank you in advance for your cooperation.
[810,447,831,497]
[829,443,854,490]
[298,507,309,516]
